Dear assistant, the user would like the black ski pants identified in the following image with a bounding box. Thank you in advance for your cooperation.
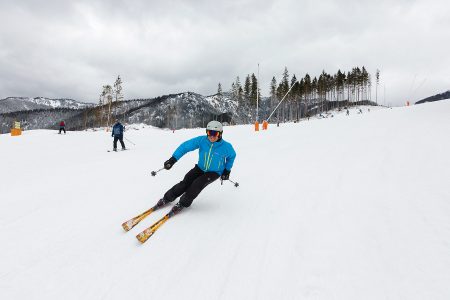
[113,135,126,149]
[164,164,220,207]
[59,127,66,134]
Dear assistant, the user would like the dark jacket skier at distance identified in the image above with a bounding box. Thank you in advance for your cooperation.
[111,119,126,151]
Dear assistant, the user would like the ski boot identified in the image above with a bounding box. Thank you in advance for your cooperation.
[155,198,168,209]
[168,202,184,217]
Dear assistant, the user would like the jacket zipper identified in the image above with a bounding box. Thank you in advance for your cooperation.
[205,144,214,170]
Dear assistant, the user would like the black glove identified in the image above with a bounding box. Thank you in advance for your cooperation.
[164,157,177,170]
[221,169,230,180]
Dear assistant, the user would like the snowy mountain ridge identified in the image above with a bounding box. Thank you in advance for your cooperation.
[415,90,450,104]
[0,92,247,132]
[0,96,94,114]
[205,92,239,114]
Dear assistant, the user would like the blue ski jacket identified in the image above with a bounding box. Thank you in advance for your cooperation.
[172,136,236,175]
[112,123,125,137]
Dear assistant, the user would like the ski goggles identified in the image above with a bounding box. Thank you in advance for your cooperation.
[206,130,221,137]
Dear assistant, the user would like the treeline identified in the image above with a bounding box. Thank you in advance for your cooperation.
[220,66,379,122]
[0,107,83,133]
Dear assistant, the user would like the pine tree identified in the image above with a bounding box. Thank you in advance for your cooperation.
[244,75,251,104]
[277,67,290,99]
[303,74,311,117]
[235,76,243,106]
[114,75,123,102]
[250,73,258,107]
[317,71,326,112]
[98,93,104,128]
[336,70,345,103]
[217,82,223,103]
[270,76,277,113]
[346,71,352,102]
[238,85,244,106]
[290,74,298,120]
[231,82,237,102]
[361,66,369,101]
[355,67,362,102]
[298,78,305,117]
[312,77,318,103]
[290,74,298,101]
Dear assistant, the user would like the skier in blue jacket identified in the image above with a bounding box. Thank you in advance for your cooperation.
[157,121,236,216]
[111,119,126,151]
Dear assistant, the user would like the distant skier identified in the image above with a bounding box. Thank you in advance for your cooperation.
[346,109,349,116]
[155,121,236,216]
[59,120,66,134]
[111,119,126,151]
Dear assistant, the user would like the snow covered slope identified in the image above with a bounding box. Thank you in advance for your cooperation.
[1,101,449,299]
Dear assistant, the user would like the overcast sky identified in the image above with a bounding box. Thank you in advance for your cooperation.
[0,0,449,106]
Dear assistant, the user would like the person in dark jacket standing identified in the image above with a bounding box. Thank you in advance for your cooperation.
[156,121,236,216]
[59,120,66,134]
[111,119,126,151]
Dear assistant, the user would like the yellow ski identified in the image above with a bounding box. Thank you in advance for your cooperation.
[121,206,156,232]
[136,215,170,243]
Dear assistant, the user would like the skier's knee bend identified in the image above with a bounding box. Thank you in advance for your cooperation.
[179,195,193,208]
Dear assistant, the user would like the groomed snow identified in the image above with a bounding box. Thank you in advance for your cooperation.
[1,101,449,299]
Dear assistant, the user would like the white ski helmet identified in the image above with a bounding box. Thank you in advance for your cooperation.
[206,120,223,132]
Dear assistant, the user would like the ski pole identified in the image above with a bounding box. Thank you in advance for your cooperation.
[124,137,136,145]
[151,168,165,176]
[229,179,239,187]
[221,179,239,187]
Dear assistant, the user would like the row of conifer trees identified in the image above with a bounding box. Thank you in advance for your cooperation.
[218,66,380,121]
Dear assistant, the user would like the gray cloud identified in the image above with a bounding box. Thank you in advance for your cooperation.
[0,0,449,106]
